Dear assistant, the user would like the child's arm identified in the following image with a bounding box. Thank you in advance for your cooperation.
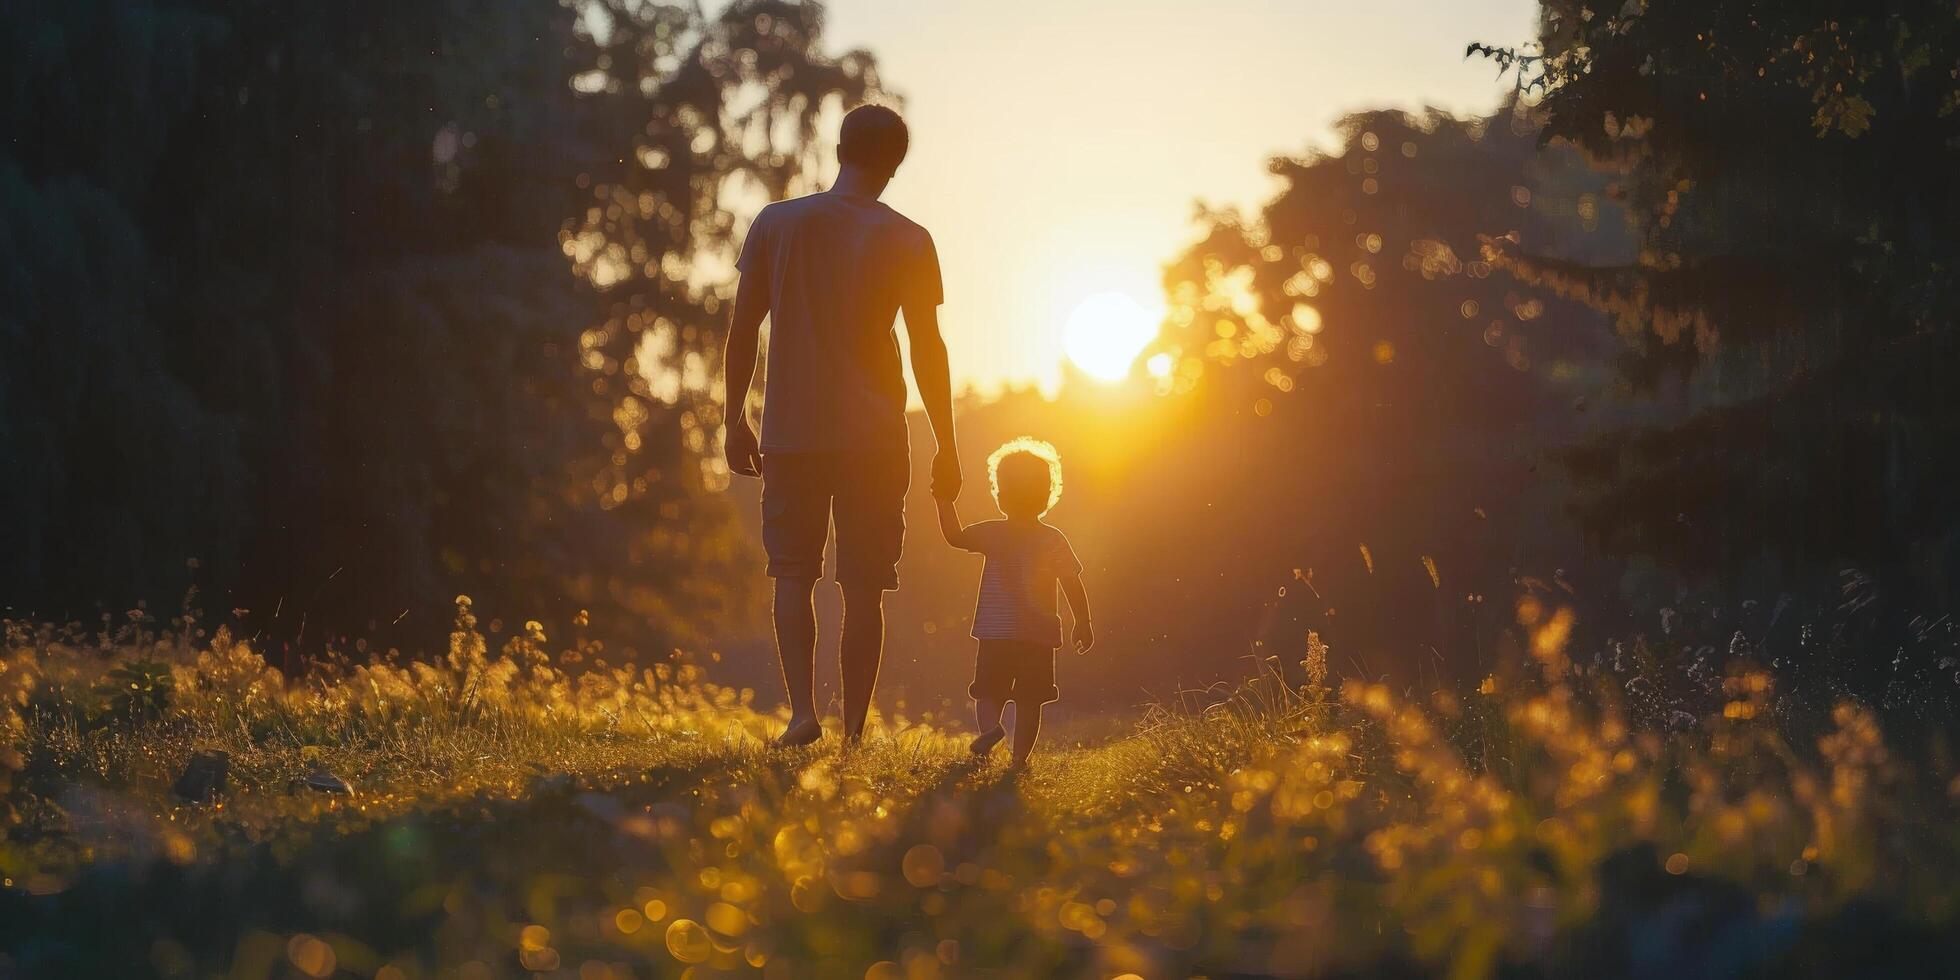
[1060,573,1094,653]
[936,498,975,550]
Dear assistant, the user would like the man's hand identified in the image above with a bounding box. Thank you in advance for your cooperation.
[1072,620,1096,655]
[725,419,761,478]
[931,449,962,501]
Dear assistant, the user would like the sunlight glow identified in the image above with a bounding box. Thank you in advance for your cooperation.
[1063,292,1160,382]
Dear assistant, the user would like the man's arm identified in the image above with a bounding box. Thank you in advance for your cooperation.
[721,272,770,478]
[1061,574,1095,653]
[902,301,961,501]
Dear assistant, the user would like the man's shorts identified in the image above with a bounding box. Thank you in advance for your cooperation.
[760,451,910,591]
[969,639,1060,705]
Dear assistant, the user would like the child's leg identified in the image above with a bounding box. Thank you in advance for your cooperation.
[969,697,1007,756]
[969,641,1010,756]
[974,698,1004,735]
[1010,701,1043,765]
[1008,642,1057,765]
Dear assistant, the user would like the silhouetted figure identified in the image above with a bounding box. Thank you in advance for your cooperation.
[937,438,1094,766]
[723,105,962,746]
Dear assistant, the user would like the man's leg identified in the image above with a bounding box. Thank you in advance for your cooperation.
[773,576,821,746]
[760,453,830,748]
[839,583,886,741]
[833,451,909,744]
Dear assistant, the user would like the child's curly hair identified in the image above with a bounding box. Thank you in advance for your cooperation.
[987,437,1064,516]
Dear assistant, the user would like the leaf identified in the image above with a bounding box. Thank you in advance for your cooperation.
[1813,94,1876,138]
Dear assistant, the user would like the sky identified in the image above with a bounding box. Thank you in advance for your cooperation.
[814,0,1541,394]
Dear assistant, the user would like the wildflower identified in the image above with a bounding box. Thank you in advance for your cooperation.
[1303,631,1329,694]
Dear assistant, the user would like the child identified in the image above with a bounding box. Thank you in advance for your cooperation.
[936,437,1094,766]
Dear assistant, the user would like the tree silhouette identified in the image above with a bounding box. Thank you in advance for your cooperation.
[0,0,879,656]
[1476,1,1960,601]
[1140,105,1626,683]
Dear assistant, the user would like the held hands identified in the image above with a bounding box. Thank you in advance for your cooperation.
[1072,620,1096,655]
[930,449,963,502]
[724,419,761,478]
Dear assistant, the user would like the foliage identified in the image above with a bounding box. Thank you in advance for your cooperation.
[0,0,874,656]
[0,627,29,830]
[1473,1,1960,597]
[97,659,175,727]
[1159,105,1622,402]
[3,604,1957,976]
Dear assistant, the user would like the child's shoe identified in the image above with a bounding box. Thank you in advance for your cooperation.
[968,727,1005,757]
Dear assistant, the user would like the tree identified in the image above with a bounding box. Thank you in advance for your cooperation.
[1475,1,1960,601]
[1135,106,1626,683]
[0,0,880,656]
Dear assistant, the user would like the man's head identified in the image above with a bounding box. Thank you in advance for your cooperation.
[837,104,909,179]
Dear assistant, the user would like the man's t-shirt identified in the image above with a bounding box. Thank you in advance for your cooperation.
[959,519,1083,648]
[736,192,943,454]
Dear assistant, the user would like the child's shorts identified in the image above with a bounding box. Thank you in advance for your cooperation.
[969,639,1059,705]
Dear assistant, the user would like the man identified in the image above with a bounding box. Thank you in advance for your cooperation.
[721,104,961,747]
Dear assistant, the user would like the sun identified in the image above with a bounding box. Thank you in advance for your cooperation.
[1062,291,1160,382]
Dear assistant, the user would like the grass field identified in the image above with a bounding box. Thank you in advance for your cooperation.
[3,598,1958,979]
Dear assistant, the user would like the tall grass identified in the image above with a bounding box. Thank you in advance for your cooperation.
[2,600,1956,978]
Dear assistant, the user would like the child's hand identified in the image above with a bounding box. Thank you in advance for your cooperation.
[1072,620,1095,654]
